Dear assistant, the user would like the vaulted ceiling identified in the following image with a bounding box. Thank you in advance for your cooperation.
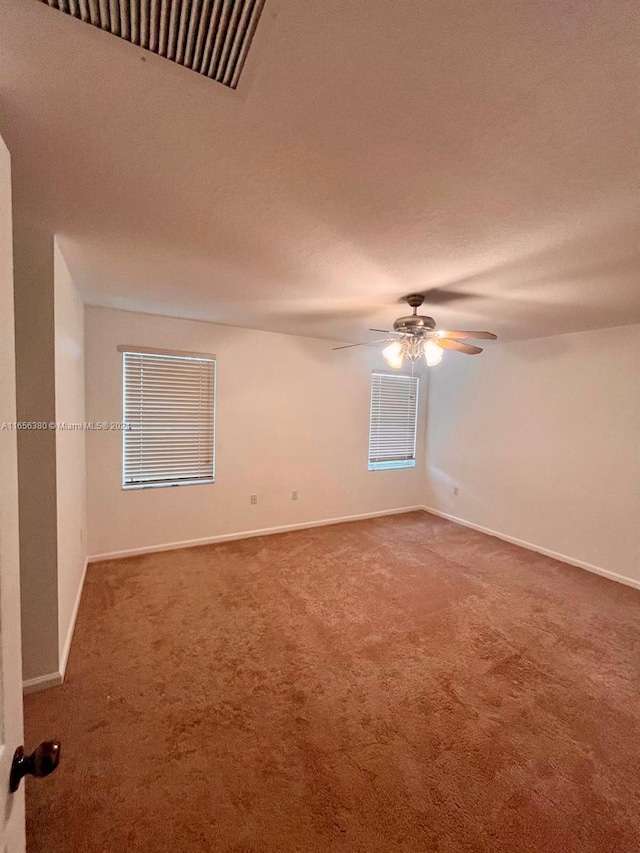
[1,0,640,342]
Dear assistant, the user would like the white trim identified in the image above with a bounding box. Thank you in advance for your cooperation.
[23,672,63,695]
[117,344,216,360]
[59,557,88,680]
[422,506,640,591]
[88,506,425,563]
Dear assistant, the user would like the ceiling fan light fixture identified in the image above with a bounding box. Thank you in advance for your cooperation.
[382,341,404,368]
[424,339,443,367]
[332,294,496,365]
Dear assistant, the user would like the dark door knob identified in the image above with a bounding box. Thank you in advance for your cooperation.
[9,741,60,793]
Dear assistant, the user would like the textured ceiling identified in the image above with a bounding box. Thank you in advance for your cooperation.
[1,0,640,343]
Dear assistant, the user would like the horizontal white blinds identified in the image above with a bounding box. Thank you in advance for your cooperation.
[122,351,215,487]
[368,372,419,469]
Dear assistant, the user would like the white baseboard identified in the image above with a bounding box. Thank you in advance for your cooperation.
[23,556,88,695]
[23,671,63,695]
[422,506,640,591]
[88,505,425,563]
[59,556,89,680]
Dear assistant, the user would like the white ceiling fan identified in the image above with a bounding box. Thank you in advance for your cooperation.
[333,294,497,368]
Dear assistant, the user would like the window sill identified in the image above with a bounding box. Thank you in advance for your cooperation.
[368,460,416,471]
[122,479,215,490]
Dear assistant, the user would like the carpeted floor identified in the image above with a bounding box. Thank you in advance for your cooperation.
[24,511,640,852]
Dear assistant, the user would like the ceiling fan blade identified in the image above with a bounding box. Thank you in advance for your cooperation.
[436,339,483,355]
[438,330,497,340]
[332,338,393,351]
[369,328,392,333]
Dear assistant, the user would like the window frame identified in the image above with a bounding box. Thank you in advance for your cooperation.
[367,370,419,472]
[119,345,216,490]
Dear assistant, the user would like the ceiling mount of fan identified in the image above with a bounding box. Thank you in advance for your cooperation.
[332,292,498,368]
[393,294,436,335]
[405,293,425,310]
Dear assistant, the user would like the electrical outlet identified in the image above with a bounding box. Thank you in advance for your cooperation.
[453,486,459,496]
[292,490,298,501]
[250,494,258,505]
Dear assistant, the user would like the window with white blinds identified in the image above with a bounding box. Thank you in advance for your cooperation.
[368,372,419,471]
[121,349,215,488]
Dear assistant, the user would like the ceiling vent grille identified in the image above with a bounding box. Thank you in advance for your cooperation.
[39,0,267,89]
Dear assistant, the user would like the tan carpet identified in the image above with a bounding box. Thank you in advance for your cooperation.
[24,511,640,852]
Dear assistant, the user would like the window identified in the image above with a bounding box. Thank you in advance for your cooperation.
[368,371,419,471]
[120,347,215,489]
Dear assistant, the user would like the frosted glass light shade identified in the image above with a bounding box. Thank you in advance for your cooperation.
[382,341,404,368]
[424,340,443,367]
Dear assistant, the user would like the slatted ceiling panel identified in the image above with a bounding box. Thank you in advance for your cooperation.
[122,351,215,488]
[38,0,266,88]
[368,372,419,471]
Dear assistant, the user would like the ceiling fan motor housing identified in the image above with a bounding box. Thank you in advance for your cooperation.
[393,314,436,335]
[393,293,436,335]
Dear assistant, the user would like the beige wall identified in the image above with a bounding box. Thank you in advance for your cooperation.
[424,324,640,586]
[13,215,59,683]
[54,241,87,671]
[13,218,87,687]
[85,307,427,558]
[0,128,26,853]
